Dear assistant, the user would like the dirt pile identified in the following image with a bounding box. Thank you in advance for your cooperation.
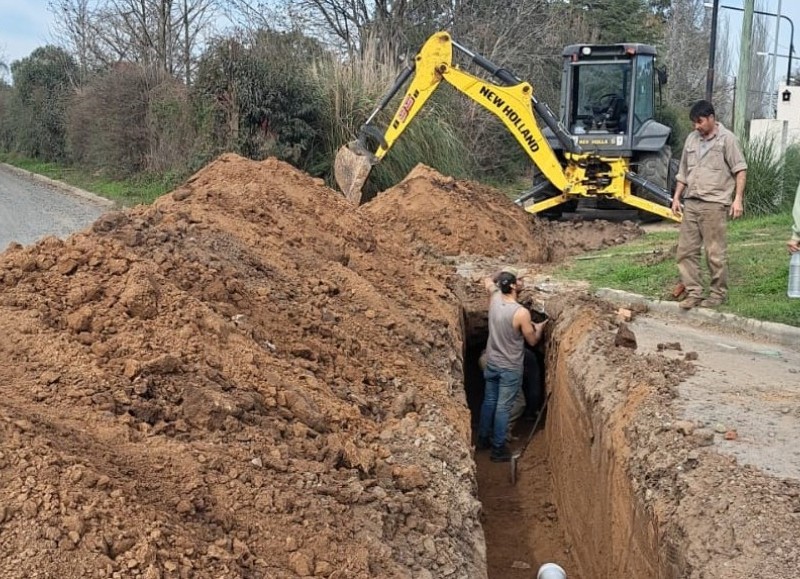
[0,154,485,578]
[362,164,643,262]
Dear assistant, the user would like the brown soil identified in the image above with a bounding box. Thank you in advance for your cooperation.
[361,165,643,263]
[1,155,798,578]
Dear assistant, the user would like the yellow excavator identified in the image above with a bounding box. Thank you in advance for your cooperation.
[334,31,679,222]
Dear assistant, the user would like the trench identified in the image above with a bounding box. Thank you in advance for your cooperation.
[462,303,684,579]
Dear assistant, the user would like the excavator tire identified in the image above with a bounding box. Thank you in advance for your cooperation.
[633,145,675,222]
[529,169,576,220]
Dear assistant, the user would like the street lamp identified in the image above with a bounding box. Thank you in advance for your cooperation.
[707,3,796,90]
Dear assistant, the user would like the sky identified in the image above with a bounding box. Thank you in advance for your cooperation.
[715,0,800,85]
[3,0,800,83]
[0,0,55,70]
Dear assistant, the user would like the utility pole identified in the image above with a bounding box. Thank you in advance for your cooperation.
[734,0,755,139]
[771,0,783,116]
[706,0,720,101]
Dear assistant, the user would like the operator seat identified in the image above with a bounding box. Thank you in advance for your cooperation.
[605,96,628,132]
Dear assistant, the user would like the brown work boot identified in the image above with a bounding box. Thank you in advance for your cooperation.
[678,296,703,310]
[700,296,725,308]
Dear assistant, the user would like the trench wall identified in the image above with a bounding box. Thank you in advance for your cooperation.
[544,303,683,578]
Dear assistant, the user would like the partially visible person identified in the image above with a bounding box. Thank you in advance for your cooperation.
[476,269,547,462]
[671,99,747,309]
[521,346,544,420]
[788,180,800,253]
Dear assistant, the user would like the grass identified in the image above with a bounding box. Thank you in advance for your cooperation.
[556,213,800,327]
[0,153,177,206]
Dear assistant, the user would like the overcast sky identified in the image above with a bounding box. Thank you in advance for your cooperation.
[3,1,800,83]
[0,0,55,68]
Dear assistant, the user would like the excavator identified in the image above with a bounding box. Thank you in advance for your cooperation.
[334,31,680,222]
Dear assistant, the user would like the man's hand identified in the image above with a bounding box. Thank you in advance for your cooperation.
[671,197,682,216]
[729,199,744,219]
[788,239,800,253]
[533,320,548,334]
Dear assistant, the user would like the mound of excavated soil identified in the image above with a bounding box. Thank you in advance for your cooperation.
[0,154,481,578]
[363,164,643,262]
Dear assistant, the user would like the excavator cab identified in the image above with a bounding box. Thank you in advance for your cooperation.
[530,43,674,218]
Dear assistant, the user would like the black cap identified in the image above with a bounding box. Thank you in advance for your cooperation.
[497,271,517,294]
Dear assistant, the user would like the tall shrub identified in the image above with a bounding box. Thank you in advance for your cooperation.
[743,135,795,216]
[67,64,150,175]
[67,64,193,177]
[192,31,324,168]
[9,46,77,161]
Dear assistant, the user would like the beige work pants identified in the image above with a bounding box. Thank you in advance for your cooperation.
[676,199,729,299]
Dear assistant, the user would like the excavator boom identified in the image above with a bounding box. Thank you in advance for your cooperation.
[335,32,572,203]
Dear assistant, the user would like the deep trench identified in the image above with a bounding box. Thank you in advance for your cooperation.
[462,306,672,579]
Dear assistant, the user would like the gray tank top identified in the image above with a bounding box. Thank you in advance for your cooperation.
[485,290,524,371]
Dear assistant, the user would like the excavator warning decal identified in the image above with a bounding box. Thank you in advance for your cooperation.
[393,90,420,130]
[397,95,416,122]
[479,85,539,153]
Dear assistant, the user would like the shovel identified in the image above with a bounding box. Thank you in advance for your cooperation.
[510,391,551,485]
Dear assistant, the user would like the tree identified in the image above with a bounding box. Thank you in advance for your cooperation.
[0,54,9,84]
[50,0,222,85]
[661,0,709,107]
[9,46,78,160]
[193,30,325,165]
[574,0,663,44]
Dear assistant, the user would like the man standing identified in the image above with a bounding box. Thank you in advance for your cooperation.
[671,100,747,309]
[477,269,546,462]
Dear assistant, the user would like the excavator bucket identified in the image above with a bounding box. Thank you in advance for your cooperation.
[334,142,376,205]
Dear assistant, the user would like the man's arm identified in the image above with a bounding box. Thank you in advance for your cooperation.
[730,170,746,219]
[483,276,498,294]
[515,308,546,348]
[789,182,800,253]
[672,143,690,216]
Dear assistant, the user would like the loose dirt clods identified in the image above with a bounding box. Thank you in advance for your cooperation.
[1,155,798,578]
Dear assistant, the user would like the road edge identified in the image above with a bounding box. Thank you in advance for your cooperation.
[596,287,800,352]
[0,162,117,208]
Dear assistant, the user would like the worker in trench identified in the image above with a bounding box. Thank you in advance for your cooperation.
[476,268,547,462]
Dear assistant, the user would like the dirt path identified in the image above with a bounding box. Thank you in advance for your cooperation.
[0,163,111,249]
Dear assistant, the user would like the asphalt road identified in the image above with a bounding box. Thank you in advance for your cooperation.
[0,164,110,250]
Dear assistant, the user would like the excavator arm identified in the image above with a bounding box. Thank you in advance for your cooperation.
[334,31,678,222]
[335,31,572,203]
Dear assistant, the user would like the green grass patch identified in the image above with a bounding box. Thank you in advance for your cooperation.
[0,153,178,206]
[556,214,800,327]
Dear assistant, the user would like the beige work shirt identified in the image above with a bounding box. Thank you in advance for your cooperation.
[676,122,747,205]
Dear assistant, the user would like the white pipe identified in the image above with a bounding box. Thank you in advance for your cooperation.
[537,562,567,579]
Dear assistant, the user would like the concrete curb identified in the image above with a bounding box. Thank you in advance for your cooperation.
[1,162,117,208]
[596,287,800,351]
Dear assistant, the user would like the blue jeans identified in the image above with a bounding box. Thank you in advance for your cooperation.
[478,363,523,450]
